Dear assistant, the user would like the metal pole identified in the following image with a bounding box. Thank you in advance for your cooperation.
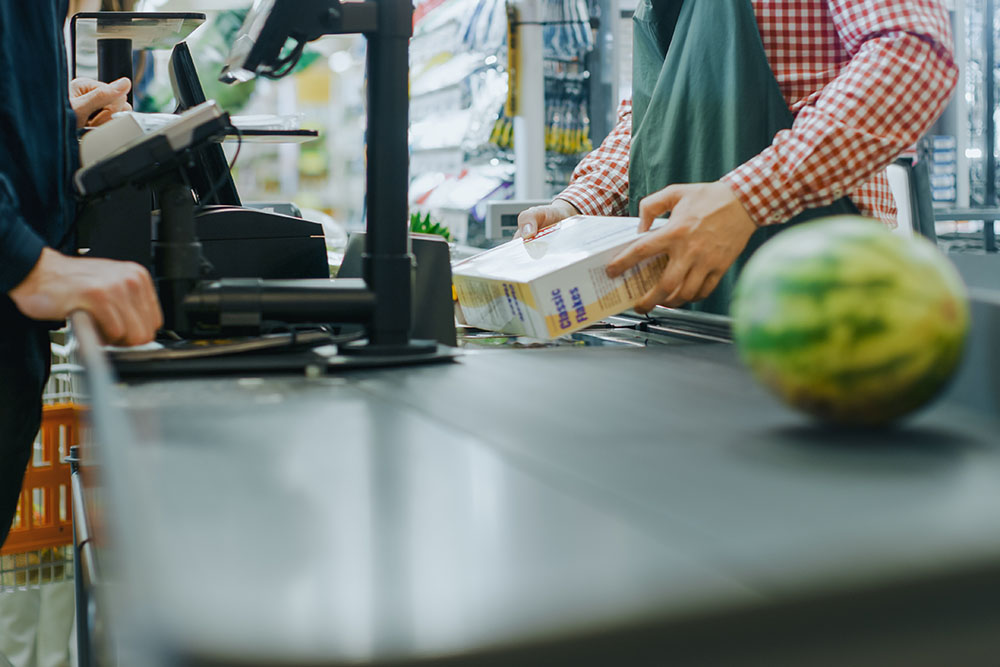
[97,38,134,106]
[362,0,416,347]
[954,3,971,209]
[588,0,616,145]
[153,182,203,335]
[69,447,93,667]
[513,0,547,200]
[986,0,997,251]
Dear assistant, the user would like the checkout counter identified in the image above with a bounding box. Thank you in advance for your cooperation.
[66,1,1000,665]
[70,288,1000,666]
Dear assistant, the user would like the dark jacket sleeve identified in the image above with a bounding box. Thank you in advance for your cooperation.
[1,1,78,295]
[0,173,46,293]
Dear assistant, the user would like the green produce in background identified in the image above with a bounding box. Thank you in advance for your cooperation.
[410,211,452,241]
[731,216,969,427]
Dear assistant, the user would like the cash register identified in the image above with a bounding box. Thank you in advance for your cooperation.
[76,40,328,284]
[73,0,456,369]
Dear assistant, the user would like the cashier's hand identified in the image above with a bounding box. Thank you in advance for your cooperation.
[606,182,757,312]
[8,248,162,346]
[515,199,580,239]
[69,77,132,128]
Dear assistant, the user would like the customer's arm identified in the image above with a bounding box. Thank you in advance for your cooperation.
[0,174,48,298]
[2,158,161,345]
[8,248,162,346]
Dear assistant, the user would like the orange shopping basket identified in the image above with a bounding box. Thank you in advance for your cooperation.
[2,403,85,555]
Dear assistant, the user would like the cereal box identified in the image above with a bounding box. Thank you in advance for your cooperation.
[452,216,668,338]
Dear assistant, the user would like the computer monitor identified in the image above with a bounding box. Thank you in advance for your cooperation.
[169,41,241,207]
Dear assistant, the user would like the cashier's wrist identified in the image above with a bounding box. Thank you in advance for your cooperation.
[517,199,582,239]
[551,199,581,218]
[719,174,770,227]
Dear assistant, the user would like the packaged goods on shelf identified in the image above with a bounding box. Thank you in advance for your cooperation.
[930,135,957,150]
[459,0,508,53]
[409,163,514,243]
[411,0,605,231]
[542,0,595,60]
[932,187,958,203]
[929,134,957,205]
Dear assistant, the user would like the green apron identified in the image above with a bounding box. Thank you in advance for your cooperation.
[627,0,858,314]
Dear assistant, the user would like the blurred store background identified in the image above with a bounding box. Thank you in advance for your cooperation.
[68,0,999,252]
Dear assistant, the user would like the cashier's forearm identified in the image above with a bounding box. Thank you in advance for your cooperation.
[723,29,958,226]
[558,101,633,217]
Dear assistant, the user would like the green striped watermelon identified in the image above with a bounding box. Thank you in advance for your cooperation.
[731,216,969,426]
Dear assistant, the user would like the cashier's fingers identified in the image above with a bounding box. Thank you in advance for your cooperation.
[635,257,692,313]
[634,289,666,315]
[606,227,672,278]
[515,199,580,239]
[695,270,723,302]
[516,206,546,239]
[637,185,687,232]
[660,265,714,308]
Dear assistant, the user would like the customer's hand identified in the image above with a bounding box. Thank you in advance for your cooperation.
[9,248,162,346]
[69,77,131,128]
[515,199,581,239]
[606,181,757,312]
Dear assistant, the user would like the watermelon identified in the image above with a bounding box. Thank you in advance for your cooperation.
[731,216,969,426]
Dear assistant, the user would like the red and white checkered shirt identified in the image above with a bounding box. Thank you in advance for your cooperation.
[558,0,958,227]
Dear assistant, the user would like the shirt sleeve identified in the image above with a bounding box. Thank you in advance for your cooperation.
[0,173,46,293]
[557,99,632,217]
[721,0,958,226]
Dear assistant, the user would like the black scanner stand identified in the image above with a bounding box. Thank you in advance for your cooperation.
[77,108,375,339]
[220,0,435,357]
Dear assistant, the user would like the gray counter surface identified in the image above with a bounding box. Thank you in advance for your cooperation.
[78,322,1000,665]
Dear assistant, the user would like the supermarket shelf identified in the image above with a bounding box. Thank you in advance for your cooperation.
[933,207,1000,220]
[934,207,999,253]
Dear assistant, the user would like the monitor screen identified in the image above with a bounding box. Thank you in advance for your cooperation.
[169,41,207,109]
[170,42,241,207]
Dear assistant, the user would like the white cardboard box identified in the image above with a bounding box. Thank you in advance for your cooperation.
[452,216,668,338]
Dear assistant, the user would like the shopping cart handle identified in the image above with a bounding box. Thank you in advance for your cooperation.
[65,445,82,470]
